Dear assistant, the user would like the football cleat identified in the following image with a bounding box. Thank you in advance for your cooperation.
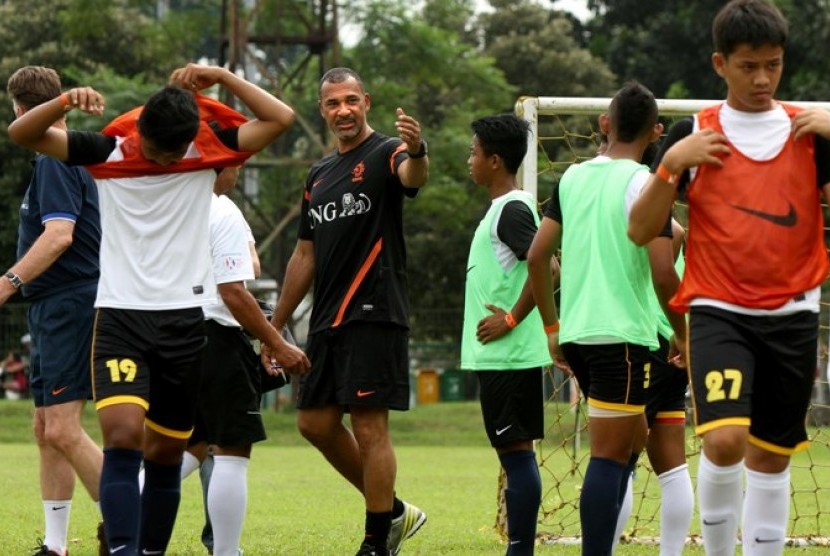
[31,541,67,556]
[387,501,427,555]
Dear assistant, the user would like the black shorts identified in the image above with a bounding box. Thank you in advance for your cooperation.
[197,320,266,447]
[645,335,688,427]
[561,342,649,413]
[689,306,817,454]
[92,307,206,439]
[298,322,410,410]
[28,282,97,407]
[476,368,544,448]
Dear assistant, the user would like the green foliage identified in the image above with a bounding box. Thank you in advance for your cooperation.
[346,0,515,126]
[476,0,617,97]
[0,1,217,272]
[586,0,830,100]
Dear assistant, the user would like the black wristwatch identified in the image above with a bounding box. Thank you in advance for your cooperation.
[407,140,428,159]
[4,271,23,289]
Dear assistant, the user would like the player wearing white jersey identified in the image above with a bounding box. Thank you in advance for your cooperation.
[8,63,309,555]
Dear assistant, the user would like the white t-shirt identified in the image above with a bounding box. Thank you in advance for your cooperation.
[202,194,255,327]
[94,167,217,310]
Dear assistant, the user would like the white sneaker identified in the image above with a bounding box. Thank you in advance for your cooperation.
[387,501,427,555]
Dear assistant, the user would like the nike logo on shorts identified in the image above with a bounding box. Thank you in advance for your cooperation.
[495,425,512,436]
[51,386,69,396]
[356,389,376,398]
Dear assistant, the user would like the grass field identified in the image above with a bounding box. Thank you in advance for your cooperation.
[0,400,829,554]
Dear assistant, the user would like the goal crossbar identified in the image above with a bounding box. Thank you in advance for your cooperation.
[515,95,830,198]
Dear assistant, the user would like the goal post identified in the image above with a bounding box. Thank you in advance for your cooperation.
[512,95,830,546]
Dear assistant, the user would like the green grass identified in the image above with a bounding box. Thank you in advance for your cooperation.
[1,400,829,554]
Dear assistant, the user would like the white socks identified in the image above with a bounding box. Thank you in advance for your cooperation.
[742,466,790,555]
[180,450,201,480]
[697,453,742,555]
[658,464,693,556]
[43,499,71,552]
[208,455,250,556]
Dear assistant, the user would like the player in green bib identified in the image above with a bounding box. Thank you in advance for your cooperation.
[528,82,687,555]
[461,114,551,555]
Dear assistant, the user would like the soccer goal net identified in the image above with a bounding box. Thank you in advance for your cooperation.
[512,95,830,547]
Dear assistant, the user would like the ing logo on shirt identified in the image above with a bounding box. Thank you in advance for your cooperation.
[352,161,365,183]
[308,193,372,229]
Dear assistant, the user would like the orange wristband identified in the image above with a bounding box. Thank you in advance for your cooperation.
[59,92,71,107]
[655,163,679,185]
[504,312,518,329]
[544,321,560,334]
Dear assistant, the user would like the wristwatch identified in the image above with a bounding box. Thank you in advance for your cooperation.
[407,140,428,159]
[4,271,23,289]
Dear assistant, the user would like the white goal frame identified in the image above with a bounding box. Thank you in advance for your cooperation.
[515,96,830,198]
[511,95,830,547]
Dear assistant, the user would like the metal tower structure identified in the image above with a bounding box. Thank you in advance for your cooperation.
[218,0,340,154]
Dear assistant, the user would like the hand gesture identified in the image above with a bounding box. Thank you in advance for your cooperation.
[661,129,731,175]
[395,108,423,154]
[476,304,511,344]
[63,87,106,116]
[169,63,229,92]
[793,108,830,140]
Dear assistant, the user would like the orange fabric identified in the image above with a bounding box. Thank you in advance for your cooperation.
[389,143,407,175]
[86,93,254,179]
[332,238,383,328]
[672,103,828,311]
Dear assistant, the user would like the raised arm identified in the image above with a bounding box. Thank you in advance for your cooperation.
[395,108,429,188]
[170,64,295,153]
[628,129,730,245]
[7,88,105,160]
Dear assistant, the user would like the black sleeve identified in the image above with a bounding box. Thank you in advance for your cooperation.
[66,131,117,166]
[815,135,830,189]
[496,200,538,260]
[650,118,694,193]
[542,182,562,225]
[209,122,240,151]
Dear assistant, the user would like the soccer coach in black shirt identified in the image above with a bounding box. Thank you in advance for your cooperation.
[265,67,428,556]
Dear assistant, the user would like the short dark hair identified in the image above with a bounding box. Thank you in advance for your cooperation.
[471,114,530,175]
[7,66,62,110]
[319,67,365,96]
[713,0,788,57]
[609,81,658,143]
[137,86,200,152]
